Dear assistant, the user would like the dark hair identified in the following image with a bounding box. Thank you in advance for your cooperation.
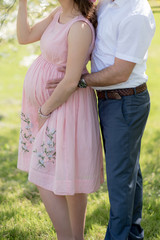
[73,0,97,28]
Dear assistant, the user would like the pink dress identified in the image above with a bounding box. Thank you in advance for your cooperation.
[17,8,104,195]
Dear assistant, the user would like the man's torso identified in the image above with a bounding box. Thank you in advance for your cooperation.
[92,0,155,90]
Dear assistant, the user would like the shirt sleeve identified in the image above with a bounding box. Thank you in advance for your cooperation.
[115,14,156,64]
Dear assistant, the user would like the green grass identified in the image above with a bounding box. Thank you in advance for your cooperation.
[0,14,160,240]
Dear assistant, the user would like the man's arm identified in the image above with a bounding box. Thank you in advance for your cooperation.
[85,13,155,88]
[46,58,135,89]
[84,58,136,87]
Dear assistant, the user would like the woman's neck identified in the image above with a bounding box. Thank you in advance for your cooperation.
[59,0,80,18]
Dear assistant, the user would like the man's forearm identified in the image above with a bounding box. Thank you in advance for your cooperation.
[84,65,124,87]
[84,58,136,87]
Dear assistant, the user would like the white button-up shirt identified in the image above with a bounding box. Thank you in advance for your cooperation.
[91,0,156,90]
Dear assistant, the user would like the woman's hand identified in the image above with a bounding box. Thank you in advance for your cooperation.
[37,105,50,130]
[38,115,47,131]
[19,0,27,3]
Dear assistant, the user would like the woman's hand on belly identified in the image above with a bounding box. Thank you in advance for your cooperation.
[38,115,47,131]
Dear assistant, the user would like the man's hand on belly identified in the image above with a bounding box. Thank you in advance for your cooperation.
[46,78,62,91]
[46,66,65,91]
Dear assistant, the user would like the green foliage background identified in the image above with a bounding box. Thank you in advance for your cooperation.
[0,2,160,239]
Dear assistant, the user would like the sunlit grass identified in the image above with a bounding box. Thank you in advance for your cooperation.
[0,14,160,240]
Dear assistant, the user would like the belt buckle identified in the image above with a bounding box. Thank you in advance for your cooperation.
[114,92,122,99]
[107,91,122,100]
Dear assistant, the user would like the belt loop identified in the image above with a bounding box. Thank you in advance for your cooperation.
[105,90,108,99]
[134,87,137,95]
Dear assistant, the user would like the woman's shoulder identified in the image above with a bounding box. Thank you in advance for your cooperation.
[70,20,93,35]
[69,15,95,36]
[76,15,94,28]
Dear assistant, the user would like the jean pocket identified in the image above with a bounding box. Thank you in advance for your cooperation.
[121,93,150,128]
[121,98,131,126]
[135,89,150,103]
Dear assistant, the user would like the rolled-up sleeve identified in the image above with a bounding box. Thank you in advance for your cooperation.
[115,14,156,64]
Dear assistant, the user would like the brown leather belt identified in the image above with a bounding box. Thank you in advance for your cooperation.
[96,83,147,100]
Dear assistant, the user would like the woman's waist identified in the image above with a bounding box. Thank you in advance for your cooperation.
[26,55,65,78]
[29,54,89,77]
[34,55,66,69]
[40,55,89,73]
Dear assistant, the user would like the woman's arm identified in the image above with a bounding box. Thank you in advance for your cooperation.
[40,21,92,116]
[17,0,59,44]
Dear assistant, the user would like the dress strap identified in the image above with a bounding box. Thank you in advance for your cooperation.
[53,7,62,24]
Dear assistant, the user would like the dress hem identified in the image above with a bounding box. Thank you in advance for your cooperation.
[17,165,104,195]
[17,165,29,173]
[28,178,102,196]
[28,167,103,196]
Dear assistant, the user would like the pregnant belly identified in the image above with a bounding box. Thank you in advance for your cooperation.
[23,56,65,106]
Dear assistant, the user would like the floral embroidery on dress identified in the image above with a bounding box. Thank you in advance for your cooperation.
[33,127,56,168]
[20,112,35,152]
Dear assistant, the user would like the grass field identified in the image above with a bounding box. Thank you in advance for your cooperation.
[0,13,160,240]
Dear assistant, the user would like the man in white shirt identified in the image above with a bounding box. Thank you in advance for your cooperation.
[80,0,156,239]
[47,0,155,238]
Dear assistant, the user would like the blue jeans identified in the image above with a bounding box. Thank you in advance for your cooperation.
[98,89,150,240]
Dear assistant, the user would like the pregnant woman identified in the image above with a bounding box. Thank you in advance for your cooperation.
[17,0,103,239]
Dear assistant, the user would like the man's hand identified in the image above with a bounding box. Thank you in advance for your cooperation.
[46,66,65,90]
[46,78,62,90]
